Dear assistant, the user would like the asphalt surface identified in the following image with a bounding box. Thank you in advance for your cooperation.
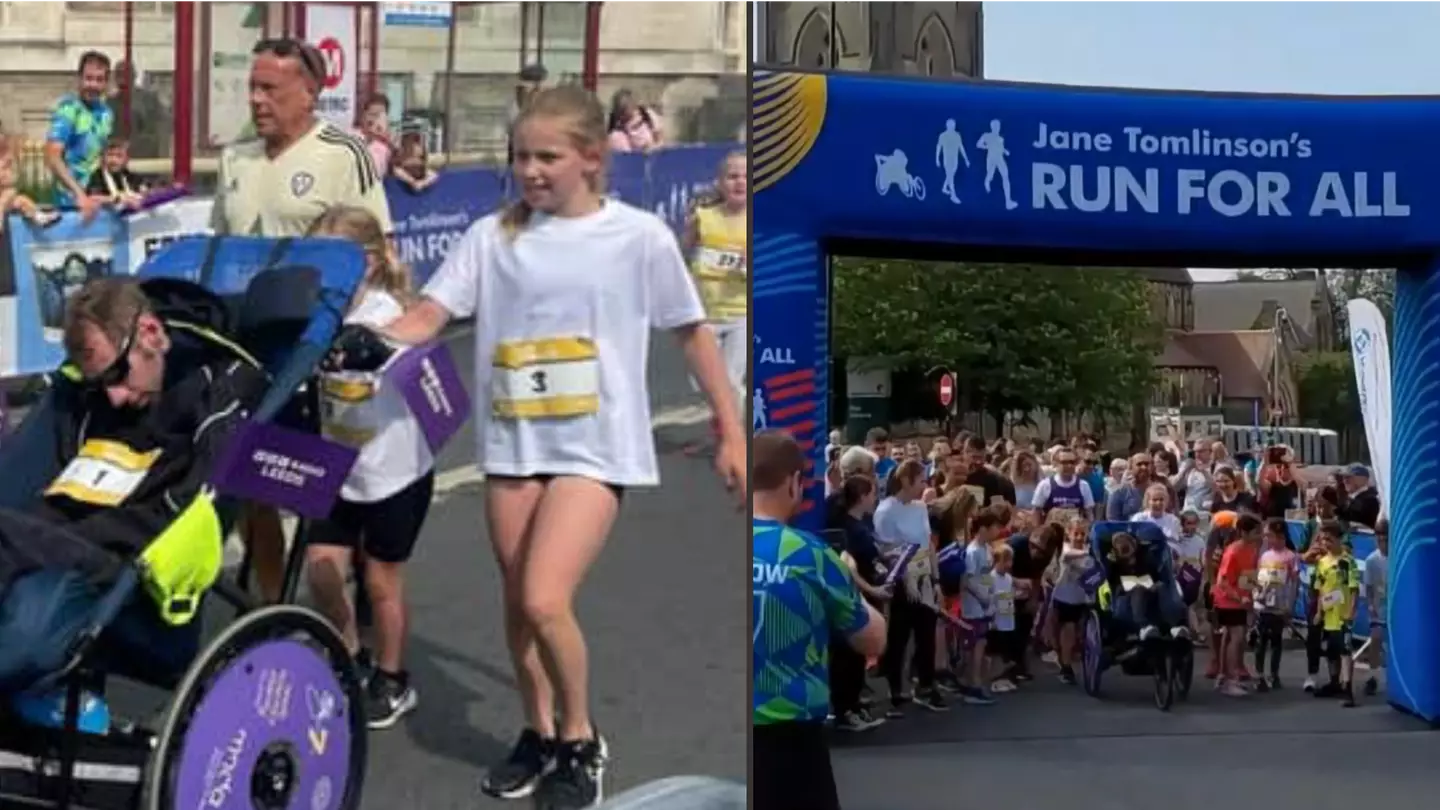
[832,650,1440,810]
[102,327,747,808]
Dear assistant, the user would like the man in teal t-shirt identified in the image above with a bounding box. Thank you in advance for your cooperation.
[752,431,885,810]
[46,51,115,216]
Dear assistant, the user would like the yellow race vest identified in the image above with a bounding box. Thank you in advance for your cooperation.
[690,206,748,322]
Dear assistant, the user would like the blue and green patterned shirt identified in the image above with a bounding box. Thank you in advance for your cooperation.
[46,93,114,208]
[753,518,869,725]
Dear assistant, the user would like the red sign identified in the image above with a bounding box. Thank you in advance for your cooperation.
[938,373,955,408]
[317,37,345,90]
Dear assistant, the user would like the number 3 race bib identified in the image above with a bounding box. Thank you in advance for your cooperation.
[492,337,599,420]
[45,439,160,507]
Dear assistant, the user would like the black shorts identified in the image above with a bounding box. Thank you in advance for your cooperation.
[310,472,436,563]
[753,721,839,810]
[1214,608,1249,629]
[1053,601,1087,626]
[1320,628,1351,658]
[487,473,625,502]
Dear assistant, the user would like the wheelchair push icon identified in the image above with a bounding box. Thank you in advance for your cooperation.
[874,149,926,200]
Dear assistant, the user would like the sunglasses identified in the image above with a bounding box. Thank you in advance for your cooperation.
[252,38,326,85]
[84,313,141,390]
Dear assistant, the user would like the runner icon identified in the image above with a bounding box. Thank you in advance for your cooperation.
[976,120,1018,210]
[935,119,971,205]
[753,388,768,431]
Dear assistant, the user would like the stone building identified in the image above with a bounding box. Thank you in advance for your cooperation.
[755,2,983,78]
[0,1,746,159]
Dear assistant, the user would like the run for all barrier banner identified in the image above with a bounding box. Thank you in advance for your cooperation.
[1348,298,1392,518]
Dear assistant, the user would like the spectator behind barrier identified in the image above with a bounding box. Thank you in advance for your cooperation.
[392,131,438,194]
[45,50,115,220]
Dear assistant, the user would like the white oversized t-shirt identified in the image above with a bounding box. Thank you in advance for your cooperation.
[422,201,706,486]
[320,289,436,502]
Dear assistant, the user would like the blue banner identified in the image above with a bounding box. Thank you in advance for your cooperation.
[387,143,738,285]
[6,212,129,376]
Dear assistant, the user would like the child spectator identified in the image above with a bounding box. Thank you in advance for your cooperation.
[1171,510,1207,636]
[1253,518,1299,691]
[959,508,1004,704]
[987,544,1019,693]
[85,136,147,209]
[1307,520,1362,705]
[0,137,59,232]
[392,132,437,193]
[1211,514,1262,697]
[1050,518,1094,685]
[1363,519,1389,697]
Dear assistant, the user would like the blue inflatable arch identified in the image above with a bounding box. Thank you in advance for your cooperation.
[751,68,1440,722]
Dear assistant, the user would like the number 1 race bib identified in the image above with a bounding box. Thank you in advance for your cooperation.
[492,337,599,420]
[45,439,160,507]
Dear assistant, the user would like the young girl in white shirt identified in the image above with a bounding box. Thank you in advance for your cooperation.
[377,85,745,810]
[304,205,435,730]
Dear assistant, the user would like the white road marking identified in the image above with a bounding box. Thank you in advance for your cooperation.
[221,402,713,566]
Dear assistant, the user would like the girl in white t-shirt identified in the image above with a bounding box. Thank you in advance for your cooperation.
[377,86,745,808]
[305,206,435,731]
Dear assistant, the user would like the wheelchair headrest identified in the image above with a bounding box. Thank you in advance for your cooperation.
[233,265,323,372]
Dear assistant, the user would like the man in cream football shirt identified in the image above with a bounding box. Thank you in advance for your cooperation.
[212,39,392,237]
[212,39,393,601]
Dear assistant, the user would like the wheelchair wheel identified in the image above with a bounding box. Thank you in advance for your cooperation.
[1152,649,1175,711]
[141,605,368,810]
[1173,647,1194,701]
[1081,612,1103,698]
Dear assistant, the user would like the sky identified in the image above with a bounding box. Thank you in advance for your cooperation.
[982,2,1440,281]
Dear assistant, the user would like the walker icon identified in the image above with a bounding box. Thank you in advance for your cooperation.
[976,119,1019,210]
[874,149,926,200]
[936,119,971,204]
[753,388,768,431]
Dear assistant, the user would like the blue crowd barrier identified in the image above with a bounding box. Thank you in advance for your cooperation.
[387,143,739,286]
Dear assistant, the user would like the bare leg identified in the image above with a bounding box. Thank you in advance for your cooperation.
[242,503,287,603]
[364,560,408,674]
[306,545,360,655]
[520,477,619,741]
[485,478,554,737]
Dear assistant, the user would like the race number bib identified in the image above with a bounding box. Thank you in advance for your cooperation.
[45,439,160,507]
[1321,589,1345,609]
[695,247,746,276]
[320,373,381,449]
[1120,575,1153,592]
[996,593,1015,616]
[492,337,599,420]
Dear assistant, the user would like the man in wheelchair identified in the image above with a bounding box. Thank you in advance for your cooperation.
[0,276,266,704]
[1097,526,1188,645]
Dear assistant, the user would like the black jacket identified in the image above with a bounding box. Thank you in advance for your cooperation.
[0,280,268,593]
[1336,486,1382,530]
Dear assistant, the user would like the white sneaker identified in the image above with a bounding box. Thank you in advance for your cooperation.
[1139,625,1160,641]
[1170,626,1191,640]
[1303,676,1317,693]
[1041,651,1059,666]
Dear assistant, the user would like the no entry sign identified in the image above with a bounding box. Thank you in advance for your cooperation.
[938,373,955,408]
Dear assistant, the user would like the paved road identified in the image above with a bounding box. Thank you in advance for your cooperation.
[833,651,1440,810]
[109,328,748,808]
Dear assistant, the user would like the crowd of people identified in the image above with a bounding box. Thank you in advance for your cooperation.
[753,423,1388,810]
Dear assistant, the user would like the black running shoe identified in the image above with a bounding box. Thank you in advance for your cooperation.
[365,670,418,730]
[480,729,556,800]
[534,734,609,809]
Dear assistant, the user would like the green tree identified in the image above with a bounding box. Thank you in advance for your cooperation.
[1295,351,1361,430]
[832,260,1163,426]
